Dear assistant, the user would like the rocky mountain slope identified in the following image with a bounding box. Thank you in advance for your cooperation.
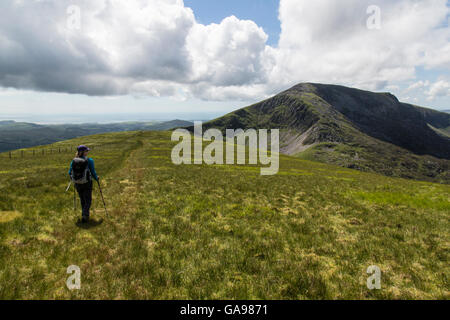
[200,83,450,183]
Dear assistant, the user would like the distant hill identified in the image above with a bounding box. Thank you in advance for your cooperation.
[197,83,450,183]
[0,119,192,152]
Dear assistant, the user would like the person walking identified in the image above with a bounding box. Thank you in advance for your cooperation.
[69,145,99,223]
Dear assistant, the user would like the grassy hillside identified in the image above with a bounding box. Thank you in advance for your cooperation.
[197,83,450,183]
[0,131,449,299]
[0,120,193,153]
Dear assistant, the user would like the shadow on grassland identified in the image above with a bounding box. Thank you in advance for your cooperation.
[75,218,104,229]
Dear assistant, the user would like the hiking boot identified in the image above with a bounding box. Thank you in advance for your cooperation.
[81,216,89,223]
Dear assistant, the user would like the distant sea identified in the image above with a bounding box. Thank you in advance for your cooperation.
[0,112,224,124]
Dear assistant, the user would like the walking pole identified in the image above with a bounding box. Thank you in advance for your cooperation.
[97,180,108,217]
[65,180,76,211]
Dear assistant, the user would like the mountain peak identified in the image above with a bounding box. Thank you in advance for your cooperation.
[286,82,400,103]
[202,82,450,182]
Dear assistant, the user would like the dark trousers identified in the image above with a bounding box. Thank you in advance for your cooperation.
[75,181,93,218]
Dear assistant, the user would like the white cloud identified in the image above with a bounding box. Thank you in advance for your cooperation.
[409,80,430,90]
[0,0,271,100]
[0,0,197,95]
[405,80,430,93]
[272,0,450,91]
[385,85,400,91]
[404,79,450,101]
[0,0,449,103]
[186,16,272,86]
[426,80,450,100]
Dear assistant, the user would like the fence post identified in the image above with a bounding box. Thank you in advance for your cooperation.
[33,150,35,156]
[21,150,24,158]
[9,151,11,159]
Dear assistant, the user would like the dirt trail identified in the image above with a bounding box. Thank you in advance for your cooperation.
[101,137,145,220]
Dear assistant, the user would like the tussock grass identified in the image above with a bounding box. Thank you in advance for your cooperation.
[0,131,448,299]
[0,211,22,223]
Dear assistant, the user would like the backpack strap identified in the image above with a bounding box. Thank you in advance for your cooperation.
[86,157,92,180]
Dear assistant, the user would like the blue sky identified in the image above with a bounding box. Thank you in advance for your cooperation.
[185,0,281,46]
[0,0,448,122]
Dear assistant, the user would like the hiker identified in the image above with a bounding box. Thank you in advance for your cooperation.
[69,145,100,223]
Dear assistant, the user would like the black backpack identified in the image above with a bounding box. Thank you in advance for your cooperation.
[71,157,91,184]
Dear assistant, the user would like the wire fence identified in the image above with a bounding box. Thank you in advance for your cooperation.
[0,144,112,159]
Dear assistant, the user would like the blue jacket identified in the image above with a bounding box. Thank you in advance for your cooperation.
[68,157,99,181]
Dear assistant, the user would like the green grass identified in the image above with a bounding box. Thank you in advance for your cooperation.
[296,139,450,184]
[0,131,449,299]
